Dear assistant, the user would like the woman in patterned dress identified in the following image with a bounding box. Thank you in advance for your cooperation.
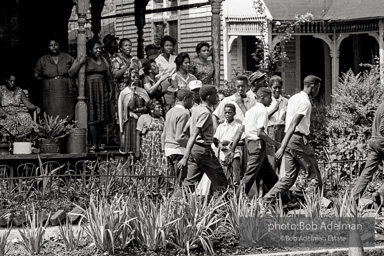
[69,38,112,152]
[170,52,197,90]
[135,99,165,176]
[190,42,214,85]
[0,74,40,140]
[111,38,142,104]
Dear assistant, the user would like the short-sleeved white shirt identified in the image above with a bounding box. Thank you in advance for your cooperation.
[213,92,256,122]
[284,91,312,135]
[242,103,268,141]
[266,95,289,126]
[214,119,244,161]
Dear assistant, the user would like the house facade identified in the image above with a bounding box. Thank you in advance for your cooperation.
[112,0,384,104]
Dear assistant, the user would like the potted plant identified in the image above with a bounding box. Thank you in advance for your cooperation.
[7,129,39,155]
[0,129,10,155]
[37,113,75,154]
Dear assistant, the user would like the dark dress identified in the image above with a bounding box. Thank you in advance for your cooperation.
[120,94,146,154]
[85,58,111,124]
[34,52,77,121]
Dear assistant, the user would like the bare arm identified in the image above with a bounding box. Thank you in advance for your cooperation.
[113,65,129,79]
[20,91,40,112]
[177,127,200,170]
[68,56,87,77]
[275,114,304,159]
[34,71,43,80]
[212,114,220,131]
[257,127,281,148]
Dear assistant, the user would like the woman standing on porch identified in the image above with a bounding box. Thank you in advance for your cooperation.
[191,42,214,85]
[111,38,142,105]
[170,52,197,90]
[155,35,178,112]
[34,39,77,121]
[69,38,112,153]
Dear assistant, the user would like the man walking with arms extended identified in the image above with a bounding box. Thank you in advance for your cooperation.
[263,75,322,203]
[177,85,228,194]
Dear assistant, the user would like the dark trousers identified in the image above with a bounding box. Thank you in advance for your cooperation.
[221,157,241,187]
[264,134,322,201]
[242,139,279,199]
[266,125,285,172]
[183,144,228,193]
[353,143,384,200]
[167,154,188,187]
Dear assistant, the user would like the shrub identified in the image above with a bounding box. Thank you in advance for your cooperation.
[311,63,383,162]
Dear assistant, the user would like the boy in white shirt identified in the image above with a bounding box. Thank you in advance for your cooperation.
[263,75,322,203]
[230,87,279,199]
[266,75,289,171]
[213,103,244,188]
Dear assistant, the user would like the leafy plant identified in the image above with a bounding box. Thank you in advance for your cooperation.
[252,0,313,76]
[79,195,134,253]
[0,226,11,256]
[37,113,75,141]
[18,204,51,255]
[58,217,83,251]
[167,189,227,255]
[128,197,171,251]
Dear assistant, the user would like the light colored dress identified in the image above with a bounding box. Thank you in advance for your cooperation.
[155,54,177,111]
[0,86,38,139]
[171,72,197,89]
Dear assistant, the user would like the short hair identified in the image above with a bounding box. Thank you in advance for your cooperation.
[269,75,283,87]
[177,88,193,101]
[146,99,158,112]
[175,52,190,69]
[196,42,210,54]
[256,87,272,99]
[118,38,132,49]
[224,103,236,113]
[303,75,322,87]
[235,75,248,83]
[160,35,177,48]
[86,38,101,54]
[143,59,156,76]
[199,85,217,101]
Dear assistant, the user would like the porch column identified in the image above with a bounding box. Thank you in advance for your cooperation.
[211,0,222,88]
[313,34,349,96]
[380,19,384,84]
[75,0,89,129]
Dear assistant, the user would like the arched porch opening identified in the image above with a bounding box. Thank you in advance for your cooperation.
[300,36,326,103]
[339,34,379,75]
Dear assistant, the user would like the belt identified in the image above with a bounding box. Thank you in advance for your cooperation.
[194,142,212,148]
[49,75,67,80]
[293,132,307,137]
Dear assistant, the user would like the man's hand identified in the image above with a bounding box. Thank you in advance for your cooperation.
[177,157,188,170]
[275,147,285,160]
[225,150,234,165]
[234,93,244,105]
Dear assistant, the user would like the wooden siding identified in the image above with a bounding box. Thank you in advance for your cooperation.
[113,0,225,84]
